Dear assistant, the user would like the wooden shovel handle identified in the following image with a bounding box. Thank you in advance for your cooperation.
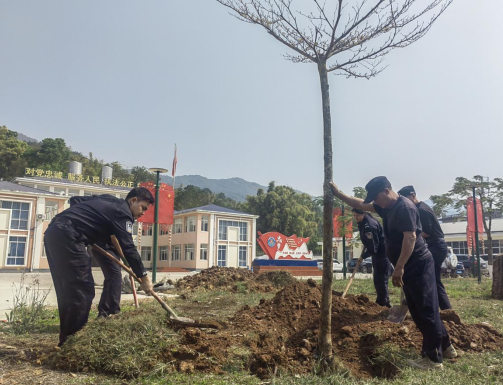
[110,236,138,308]
[92,243,179,319]
[341,247,366,299]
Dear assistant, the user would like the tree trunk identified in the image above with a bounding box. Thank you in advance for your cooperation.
[486,231,494,265]
[491,254,503,299]
[317,60,335,369]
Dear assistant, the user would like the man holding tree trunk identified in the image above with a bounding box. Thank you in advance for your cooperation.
[330,176,456,370]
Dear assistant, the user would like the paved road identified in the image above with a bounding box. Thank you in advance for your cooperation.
[0,269,196,320]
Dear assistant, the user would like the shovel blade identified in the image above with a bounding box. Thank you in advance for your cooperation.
[387,304,409,323]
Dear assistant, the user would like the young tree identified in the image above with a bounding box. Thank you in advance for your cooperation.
[216,0,453,366]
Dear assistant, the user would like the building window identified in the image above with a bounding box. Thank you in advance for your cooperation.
[171,245,181,261]
[446,241,469,255]
[36,185,51,192]
[484,240,503,255]
[84,191,93,196]
[159,246,169,261]
[142,225,153,236]
[45,201,59,222]
[185,216,196,232]
[7,237,26,266]
[140,247,152,262]
[200,244,208,260]
[201,215,209,232]
[239,246,247,267]
[1,201,30,230]
[132,222,138,236]
[217,246,226,266]
[68,189,80,197]
[160,226,170,236]
[184,244,195,260]
[218,220,248,241]
[173,218,182,234]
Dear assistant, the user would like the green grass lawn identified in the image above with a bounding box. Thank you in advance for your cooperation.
[2,277,502,385]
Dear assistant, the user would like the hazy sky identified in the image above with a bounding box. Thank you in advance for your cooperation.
[1,0,502,199]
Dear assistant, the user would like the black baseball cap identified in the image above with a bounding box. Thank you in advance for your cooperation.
[398,185,415,196]
[363,176,392,204]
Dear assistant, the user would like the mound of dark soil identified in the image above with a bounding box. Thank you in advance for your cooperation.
[176,266,295,293]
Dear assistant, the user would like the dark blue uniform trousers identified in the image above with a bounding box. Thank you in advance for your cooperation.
[428,240,452,310]
[402,256,451,363]
[92,247,122,317]
[44,219,95,346]
[371,254,392,307]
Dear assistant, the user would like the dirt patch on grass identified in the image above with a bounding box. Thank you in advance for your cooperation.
[165,279,503,379]
[8,279,503,381]
[175,266,295,293]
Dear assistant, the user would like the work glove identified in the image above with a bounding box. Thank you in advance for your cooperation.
[139,275,154,294]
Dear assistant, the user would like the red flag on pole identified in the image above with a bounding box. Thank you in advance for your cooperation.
[172,145,177,178]
[138,182,175,225]
[466,197,484,234]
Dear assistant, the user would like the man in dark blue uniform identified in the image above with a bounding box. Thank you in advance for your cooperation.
[352,208,392,308]
[331,177,456,370]
[69,196,124,319]
[398,185,452,310]
[44,187,154,346]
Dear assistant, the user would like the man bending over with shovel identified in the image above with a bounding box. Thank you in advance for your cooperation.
[331,177,456,370]
[44,187,155,347]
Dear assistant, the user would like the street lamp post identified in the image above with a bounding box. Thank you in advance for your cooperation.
[148,167,168,283]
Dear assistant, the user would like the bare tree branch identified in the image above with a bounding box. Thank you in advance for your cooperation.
[217,0,453,77]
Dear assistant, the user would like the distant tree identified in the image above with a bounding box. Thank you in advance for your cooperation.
[244,182,319,240]
[430,193,454,218]
[174,185,240,211]
[431,176,503,264]
[110,161,133,182]
[131,166,154,186]
[0,127,28,180]
[25,138,71,172]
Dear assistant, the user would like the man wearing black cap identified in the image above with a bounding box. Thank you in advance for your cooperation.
[352,208,392,308]
[330,177,456,370]
[398,186,452,310]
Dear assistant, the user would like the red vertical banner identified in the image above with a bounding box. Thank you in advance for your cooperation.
[333,208,353,238]
[466,197,484,234]
[138,182,175,225]
[466,227,475,255]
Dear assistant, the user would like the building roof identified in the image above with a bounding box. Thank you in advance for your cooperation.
[441,218,503,236]
[0,181,59,196]
[175,204,256,217]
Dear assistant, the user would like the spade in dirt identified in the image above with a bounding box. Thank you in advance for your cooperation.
[387,289,409,323]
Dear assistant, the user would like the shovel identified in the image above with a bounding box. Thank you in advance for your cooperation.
[110,236,139,308]
[92,243,199,326]
[387,289,409,323]
[341,247,366,299]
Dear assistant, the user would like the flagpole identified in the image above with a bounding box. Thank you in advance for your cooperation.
[168,144,177,268]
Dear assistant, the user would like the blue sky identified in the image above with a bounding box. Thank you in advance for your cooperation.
[1,0,502,200]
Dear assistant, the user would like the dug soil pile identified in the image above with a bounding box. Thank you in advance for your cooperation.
[176,266,296,292]
[169,279,503,378]
[47,279,503,379]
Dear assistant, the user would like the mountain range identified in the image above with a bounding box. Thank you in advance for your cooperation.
[161,175,266,202]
